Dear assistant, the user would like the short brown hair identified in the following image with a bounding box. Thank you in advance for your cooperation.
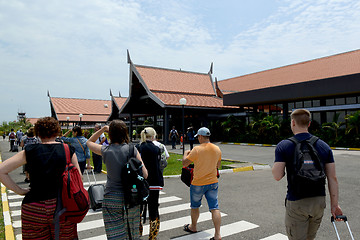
[109,120,129,144]
[72,126,83,136]
[291,109,311,127]
[34,117,61,139]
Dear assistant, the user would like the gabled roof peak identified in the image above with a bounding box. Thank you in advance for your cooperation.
[135,64,209,76]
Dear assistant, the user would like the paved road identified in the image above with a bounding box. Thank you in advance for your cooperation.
[1,139,359,239]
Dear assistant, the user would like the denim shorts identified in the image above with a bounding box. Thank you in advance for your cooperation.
[190,182,219,211]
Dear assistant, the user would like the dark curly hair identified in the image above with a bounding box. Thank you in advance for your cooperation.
[109,120,129,144]
[34,117,61,139]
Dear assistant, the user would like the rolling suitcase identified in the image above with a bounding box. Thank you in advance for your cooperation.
[11,144,18,152]
[331,215,355,240]
[85,169,105,211]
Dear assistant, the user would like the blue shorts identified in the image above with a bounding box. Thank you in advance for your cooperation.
[190,182,219,211]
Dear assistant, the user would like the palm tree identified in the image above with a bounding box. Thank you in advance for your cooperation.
[322,113,344,145]
[345,111,360,135]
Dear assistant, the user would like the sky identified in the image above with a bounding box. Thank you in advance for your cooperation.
[1,0,360,123]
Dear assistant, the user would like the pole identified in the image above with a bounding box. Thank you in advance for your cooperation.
[182,105,185,156]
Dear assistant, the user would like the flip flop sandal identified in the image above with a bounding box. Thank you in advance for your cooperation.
[183,224,197,233]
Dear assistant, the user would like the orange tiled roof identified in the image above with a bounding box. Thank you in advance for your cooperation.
[135,65,215,95]
[152,92,234,108]
[219,49,360,93]
[113,97,127,109]
[51,97,111,122]
[131,65,237,109]
[26,118,39,125]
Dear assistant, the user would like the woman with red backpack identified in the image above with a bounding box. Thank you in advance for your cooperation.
[0,117,81,239]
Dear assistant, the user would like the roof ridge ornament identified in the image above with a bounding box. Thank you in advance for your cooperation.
[208,62,213,74]
[127,49,132,64]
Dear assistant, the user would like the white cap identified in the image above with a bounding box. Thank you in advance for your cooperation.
[194,127,211,137]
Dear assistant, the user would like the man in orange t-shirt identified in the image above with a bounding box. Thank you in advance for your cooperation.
[182,127,222,240]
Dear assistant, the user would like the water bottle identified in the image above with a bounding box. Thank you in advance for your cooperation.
[131,184,139,204]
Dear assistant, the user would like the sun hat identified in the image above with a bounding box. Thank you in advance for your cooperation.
[194,127,211,137]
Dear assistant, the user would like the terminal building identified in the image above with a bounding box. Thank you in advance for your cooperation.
[48,93,113,129]
[219,49,360,125]
[47,49,360,140]
[108,52,239,142]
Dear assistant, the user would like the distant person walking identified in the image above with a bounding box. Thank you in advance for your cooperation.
[92,124,106,173]
[87,120,148,239]
[0,117,81,239]
[182,127,222,240]
[16,129,24,145]
[138,127,164,239]
[272,109,343,240]
[169,126,179,149]
[187,126,196,150]
[20,127,40,183]
[8,128,16,151]
[2,133,6,141]
[61,126,91,174]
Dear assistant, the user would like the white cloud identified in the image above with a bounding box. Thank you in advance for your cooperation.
[0,0,359,122]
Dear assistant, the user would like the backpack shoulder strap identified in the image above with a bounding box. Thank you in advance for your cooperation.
[307,136,319,145]
[287,136,302,169]
[128,144,134,159]
[63,143,71,165]
[288,136,299,144]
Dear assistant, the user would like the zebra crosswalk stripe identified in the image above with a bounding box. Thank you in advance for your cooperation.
[159,196,182,203]
[143,211,227,235]
[5,181,289,239]
[260,233,289,239]
[172,220,259,240]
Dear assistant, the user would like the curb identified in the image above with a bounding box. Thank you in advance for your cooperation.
[0,154,15,240]
[164,164,271,179]
[222,142,360,151]
[330,147,360,151]
[222,142,276,147]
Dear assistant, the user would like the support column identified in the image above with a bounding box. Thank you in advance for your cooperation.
[129,113,133,142]
[320,99,326,124]
[283,102,289,120]
[164,108,169,144]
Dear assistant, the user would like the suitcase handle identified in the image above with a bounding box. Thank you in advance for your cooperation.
[85,169,97,185]
[331,215,347,222]
[331,215,355,240]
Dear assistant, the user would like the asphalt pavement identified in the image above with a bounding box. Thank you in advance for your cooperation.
[1,138,359,239]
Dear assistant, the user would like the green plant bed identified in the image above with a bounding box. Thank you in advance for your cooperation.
[91,152,233,176]
[163,153,234,176]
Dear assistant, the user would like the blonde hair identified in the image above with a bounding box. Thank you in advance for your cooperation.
[291,109,311,127]
[140,127,157,143]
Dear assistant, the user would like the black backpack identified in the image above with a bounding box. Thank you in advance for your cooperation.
[288,136,326,199]
[122,144,149,209]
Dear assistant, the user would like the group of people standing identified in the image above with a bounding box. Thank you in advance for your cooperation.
[0,108,345,240]
[0,117,172,239]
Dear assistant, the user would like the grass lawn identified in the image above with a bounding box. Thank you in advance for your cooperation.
[92,152,234,176]
[0,199,4,239]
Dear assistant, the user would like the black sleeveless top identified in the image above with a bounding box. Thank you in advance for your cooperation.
[23,143,75,204]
